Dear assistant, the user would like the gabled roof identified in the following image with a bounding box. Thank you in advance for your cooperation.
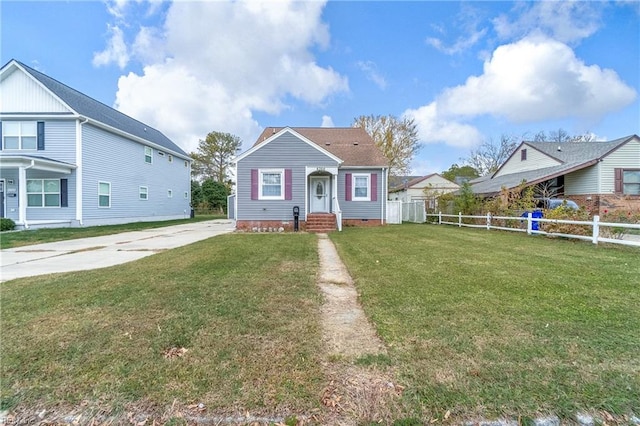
[389,173,459,193]
[473,135,638,195]
[1,59,188,158]
[388,175,422,190]
[250,126,388,167]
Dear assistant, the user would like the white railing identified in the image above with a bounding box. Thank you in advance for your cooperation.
[427,212,640,247]
[333,196,342,232]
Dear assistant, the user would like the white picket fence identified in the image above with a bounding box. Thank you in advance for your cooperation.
[426,212,640,247]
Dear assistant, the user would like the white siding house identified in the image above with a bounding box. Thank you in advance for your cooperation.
[471,135,640,214]
[0,59,191,229]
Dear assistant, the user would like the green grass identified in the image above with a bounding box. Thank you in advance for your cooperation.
[0,214,225,249]
[330,224,640,419]
[1,233,324,417]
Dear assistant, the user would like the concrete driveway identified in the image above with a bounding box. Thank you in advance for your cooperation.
[0,220,236,282]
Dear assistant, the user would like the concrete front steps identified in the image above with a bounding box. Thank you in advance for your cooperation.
[306,213,337,233]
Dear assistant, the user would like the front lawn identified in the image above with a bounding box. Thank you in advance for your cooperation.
[1,233,324,421]
[330,224,640,420]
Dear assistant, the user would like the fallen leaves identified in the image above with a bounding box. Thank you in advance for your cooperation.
[163,347,188,359]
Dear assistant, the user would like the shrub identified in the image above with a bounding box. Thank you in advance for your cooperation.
[0,218,16,232]
[543,205,591,236]
[599,209,640,239]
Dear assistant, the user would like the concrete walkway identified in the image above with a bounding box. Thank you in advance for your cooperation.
[0,220,236,282]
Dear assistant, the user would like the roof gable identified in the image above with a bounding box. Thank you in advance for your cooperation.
[236,127,343,164]
[246,127,388,167]
[1,60,188,158]
[389,173,459,192]
[0,64,73,114]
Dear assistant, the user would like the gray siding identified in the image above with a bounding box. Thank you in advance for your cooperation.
[82,124,191,224]
[338,168,385,220]
[237,133,339,220]
[43,120,76,163]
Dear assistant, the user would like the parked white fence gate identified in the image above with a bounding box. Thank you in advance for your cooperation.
[402,201,426,223]
[387,201,402,224]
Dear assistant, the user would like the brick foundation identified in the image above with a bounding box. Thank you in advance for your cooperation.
[236,218,386,231]
[568,193,640,215]
[236,220,304,232]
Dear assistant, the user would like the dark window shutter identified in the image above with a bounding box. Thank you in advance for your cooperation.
[614,168,623,193]
[37,121,45,150]
[345,173,352,201]
[60,179,68,207]
[251,169,258,200]
[371,173,378,202]
[285,169,292,200]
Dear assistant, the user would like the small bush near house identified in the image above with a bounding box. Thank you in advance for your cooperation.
[0,218,16,232]
[543,205,591,236]
[600,209,640,239]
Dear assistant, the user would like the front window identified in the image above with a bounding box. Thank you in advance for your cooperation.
[98,182,111,208]
[260,169,284,200]
[353,174,370,201]
[624,170,640,195]
[144,146,153,164]
[27,179,60,207]
[3,121,37,150]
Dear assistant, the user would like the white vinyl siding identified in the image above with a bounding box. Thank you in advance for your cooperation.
[259,169,284,200]
[600,139,640,193]
[494,145,561,177]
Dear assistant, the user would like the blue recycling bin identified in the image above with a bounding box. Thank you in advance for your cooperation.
[522,209,544,231]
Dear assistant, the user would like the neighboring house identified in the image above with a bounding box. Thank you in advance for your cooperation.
[471,135,640,214]
[231,127,388,232]
[388,173,459,209]
[0,59,191,229]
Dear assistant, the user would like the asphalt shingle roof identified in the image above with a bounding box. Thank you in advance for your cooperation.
[8,60,188,158]
[254,127,388,167]
[473,135,637,195]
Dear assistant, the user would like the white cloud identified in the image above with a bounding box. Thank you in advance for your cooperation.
[356,61,387,90]
[93,25,130,69]
[403,102,483,148]
[106,0,348,153]
[493,1,604,44]
[437,37,637,123]
[321,115,334,127]
[426,4,488,55]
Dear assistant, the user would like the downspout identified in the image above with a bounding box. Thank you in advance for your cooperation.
[19,160,36,229]
[76,117,88,226]
[381,167,387,224]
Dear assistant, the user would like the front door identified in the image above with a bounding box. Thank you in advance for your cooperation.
[310,176,330,213]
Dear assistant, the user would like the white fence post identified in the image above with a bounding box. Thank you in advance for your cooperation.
[486,212,491,230]
[527,212,533,235]
[438,211,442,225]
[592,215,600,245]
[458,212,462,227]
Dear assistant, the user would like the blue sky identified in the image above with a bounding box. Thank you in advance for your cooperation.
[2,0,639,175]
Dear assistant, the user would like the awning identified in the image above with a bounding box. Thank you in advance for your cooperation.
[0,154,76,174]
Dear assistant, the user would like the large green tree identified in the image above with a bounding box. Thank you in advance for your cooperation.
[201,179,229,213]
[353,114,420,177]
[441,164,479,183]
[190,131,242,187]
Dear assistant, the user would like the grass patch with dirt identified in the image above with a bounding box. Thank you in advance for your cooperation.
[330,224,640,421]
[1,233,324,421]
[0,215,226,249]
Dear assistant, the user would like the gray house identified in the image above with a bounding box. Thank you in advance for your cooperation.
[0,59,191,229]
[231,127,388,232]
